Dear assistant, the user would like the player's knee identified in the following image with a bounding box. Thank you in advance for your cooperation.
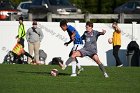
[92,55,99,61]
[71,52,77,58]
[71,54,75,58]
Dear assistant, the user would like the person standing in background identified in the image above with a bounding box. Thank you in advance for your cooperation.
[16,17,25,47]
[14,17,33,64]
[26,21,44,65]
[109,22,123,67]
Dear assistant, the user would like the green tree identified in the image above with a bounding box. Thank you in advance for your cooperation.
[10,0,29,7]
[70,0,129,14]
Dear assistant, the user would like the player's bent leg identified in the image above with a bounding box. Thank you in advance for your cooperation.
[70,51,82,76]
[62,50,78,70]
[71,61,77,77]
[91,54,109,78]
[75,57,84,75]
[91,54,102,65]
[62,57,73,70]
[71,51,82,58]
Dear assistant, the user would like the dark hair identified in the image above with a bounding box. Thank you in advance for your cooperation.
[86,21,93,28]
[19,16,23,21]
[60,19,68,26]
[113,22,118,25]
[32,20,37,25]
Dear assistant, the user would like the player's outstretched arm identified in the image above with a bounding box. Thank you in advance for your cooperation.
[99,29,106,35]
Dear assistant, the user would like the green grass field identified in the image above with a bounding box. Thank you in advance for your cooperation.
[0,64,140,93]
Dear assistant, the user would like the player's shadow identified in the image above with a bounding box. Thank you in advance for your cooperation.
[17,71,70,76]
[106,49,128,66]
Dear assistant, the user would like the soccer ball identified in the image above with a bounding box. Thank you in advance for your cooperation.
[108,38,113,44]
[51,69,58,76]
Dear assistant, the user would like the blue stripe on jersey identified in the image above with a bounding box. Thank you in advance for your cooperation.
[67,25,83,44]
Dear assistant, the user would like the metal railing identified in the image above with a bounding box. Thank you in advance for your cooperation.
[28,13,140,23]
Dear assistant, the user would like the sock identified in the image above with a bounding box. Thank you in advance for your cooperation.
[65,57,73,67]
[75,58,81,69]
[24,52,33,59]
[72,61,76,74]
[98,63,106,74]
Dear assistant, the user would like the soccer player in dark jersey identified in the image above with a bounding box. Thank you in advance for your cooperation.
[65,21,109,77]
[60,20,84,76]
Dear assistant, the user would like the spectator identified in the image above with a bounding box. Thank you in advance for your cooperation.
[12,43,34,64]
[11,17,33,64]
[26,21,44,64]
[109,22,123,67]
[16,17,25,47]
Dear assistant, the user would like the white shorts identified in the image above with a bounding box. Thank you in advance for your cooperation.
[72,44,84,51]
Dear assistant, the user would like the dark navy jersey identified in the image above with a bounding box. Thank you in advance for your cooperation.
[67,25,83,44]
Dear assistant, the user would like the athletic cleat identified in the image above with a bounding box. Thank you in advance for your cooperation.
[62,65,66,70]
[70,73,77,77]
[77,67,84,75]
[104,73,109,78]
[117,64,123,67]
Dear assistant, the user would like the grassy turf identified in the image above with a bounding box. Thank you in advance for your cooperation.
[0,64,140,93]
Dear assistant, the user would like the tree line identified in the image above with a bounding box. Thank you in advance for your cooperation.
[70,0,129,13]
[10,0,129,14]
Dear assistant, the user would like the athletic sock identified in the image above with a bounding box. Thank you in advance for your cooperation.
[72,61,76,74]
[65,57,73,67]
[98,63,106,73]
[75,58,81,69]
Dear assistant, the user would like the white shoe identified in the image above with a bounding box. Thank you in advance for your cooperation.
[70,73,77,77]
[117,64,123,67]
[62,65,66,70]
[77,67,84,75]
[104,73,109,78]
